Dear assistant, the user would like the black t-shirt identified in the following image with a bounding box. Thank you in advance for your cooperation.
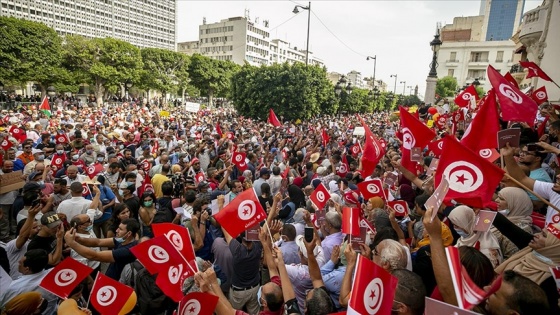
[36,142,56,151]
[123,196,140,219]
[229,240,262,287]
[105,239,138,280]
[28,235,56,253]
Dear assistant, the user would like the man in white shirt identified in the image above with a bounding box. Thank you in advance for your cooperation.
[56,182,92,222]
[69,214,100,270]
[62,165,87,186]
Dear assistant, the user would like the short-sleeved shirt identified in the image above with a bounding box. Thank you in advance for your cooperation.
[533,181,560,225]
[528,168,553,201]
[229,239,262,288]
[105,239,138,280]
[234,276,283,315]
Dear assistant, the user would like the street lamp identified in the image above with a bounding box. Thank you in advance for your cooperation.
[407,86,413,95]
[390,74,398,94]
[366,55,376,90]
[472,78,481,86]
[400,81,406,95]
[424,27,443,104]
[335,75,353,96]
[125,80,133,101]
[293,2,311,65]
[47,86,56,98]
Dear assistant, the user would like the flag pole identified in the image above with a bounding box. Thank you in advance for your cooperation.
[504,173,560,214]
[86,272,100,310]
[264,220,275,244]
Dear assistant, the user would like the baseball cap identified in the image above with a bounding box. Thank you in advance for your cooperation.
[40,211,62,229]
[259,168,270,176]
[23,182,43,192]
[28,171,42,181]
[198,181,209,189]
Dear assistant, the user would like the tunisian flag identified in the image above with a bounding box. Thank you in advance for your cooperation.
[460,89,500,160]
[454,85,480,108]
[214,188,267,238]
[519,61,554,82]
[152,223,198,273]
[129,235,186,275]
[387,200,409,217]
[137,173,154,197]
[215,122,223,136]
[357,114,385,177]
[90,273,135,315]
[487,65,538,126]
[267,109,282,127]
[309,182,331,210]
[336,154,349,177]
[342,207,361,236]
[348,255,398,315]
[40,257,93,299]
[231,151,247,173]
[177,292,219,315]
[357,179,385,200]
[85,163,104,179]
[9,126,26,143]
[399,106,436,172]
[435,137,504,207]
[531,86,549,105]
[321,128,330,147]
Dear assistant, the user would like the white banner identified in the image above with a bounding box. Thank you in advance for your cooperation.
[185,102,201,112]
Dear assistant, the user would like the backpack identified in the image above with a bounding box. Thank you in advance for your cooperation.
[130,261,170,314]
[153,197,175,223]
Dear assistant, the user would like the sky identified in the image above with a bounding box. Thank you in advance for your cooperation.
[176,0,541,97]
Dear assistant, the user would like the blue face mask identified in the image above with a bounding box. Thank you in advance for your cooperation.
[115,233,128,243]
[257,286,263,307]
[85,225,93,232]
[456,230,469,238]
[118,189,124,197]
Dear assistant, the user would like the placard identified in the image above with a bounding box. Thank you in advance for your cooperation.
[185,102,201,113]
[0,170,24,194]
[497,128,521,149]
[473,210,497,232]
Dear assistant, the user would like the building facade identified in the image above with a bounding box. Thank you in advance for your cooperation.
[0,0,176,50]
[269,39,305,64]
[480,0,525,41]
[177,40,200,55]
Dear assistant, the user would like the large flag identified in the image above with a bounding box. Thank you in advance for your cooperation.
[130,235,186,275]
[357,179,385,200]
[454,85,479,108]
[177,292,219,315]
[8,126,26,143]
[504,72,520,89]
[152,223,198,273]
[267,109,282,127]
[519,61,554,82]
[487,65,538,126]
[357,114,385,177]
[156,261,193,302]
[39,96,51,117]
[85,163,104,179]
[90,273,135,315]
[309,182,331,210]
[460,89,501,160]
[231,151,247,173]
[399,106,436,172]
[213,188,267,238]
[321,128,330,147]
[435,137,505,207]
[40,257,93,299]
[348,255,398,315]
[342,207,361,236]
[446,246,502,310]
[530,86,548,105]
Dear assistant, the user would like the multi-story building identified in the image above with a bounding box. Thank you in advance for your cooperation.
[438,15,517,92]
[512,0,559,100]
[198,16,270,66]
[0,0,176,50]
[480,0,525,41]
[177,41,200,55]
[269,39,305,64]
[347,70,365,89]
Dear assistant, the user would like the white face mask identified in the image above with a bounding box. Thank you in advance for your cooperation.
[456,230,470,238]
[498,209,510,216]
[533,251,554,265]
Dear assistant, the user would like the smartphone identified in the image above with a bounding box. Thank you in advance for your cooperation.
[304,227,314,243]
[32,199,41,208]
[527,143,541,151]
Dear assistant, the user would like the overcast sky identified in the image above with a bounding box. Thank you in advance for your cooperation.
[176,0,541,97]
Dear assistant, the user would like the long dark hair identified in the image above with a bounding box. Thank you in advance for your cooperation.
[288,184,306,208]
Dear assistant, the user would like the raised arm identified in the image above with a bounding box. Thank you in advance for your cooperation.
[392,160,424,188]
[15,203,41,249]
[501,144,536,190]
[304,233,325,289]
[339,242,357,307]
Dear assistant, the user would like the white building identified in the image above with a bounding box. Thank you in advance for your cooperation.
[513,0,560,101]
[346,70,365,89]
[177,41,200,55]
[437,15,517,92]
[269,39,305,64]
[0,0,176,50]
[198,16,270,66]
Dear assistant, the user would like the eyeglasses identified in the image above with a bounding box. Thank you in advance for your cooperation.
[372,247,380,256]
[81,219,91,225]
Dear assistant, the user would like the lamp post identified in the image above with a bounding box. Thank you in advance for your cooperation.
[293,2,311,65]
[400,81,406,95]
[335,75,353,113]
[366,55,376,90]
[424,27,442,104]
[47,86,56,100]
[125,80,133,101]
[390,74,398,94]
[407,86,413,95]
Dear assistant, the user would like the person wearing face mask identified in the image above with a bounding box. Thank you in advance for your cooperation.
[69,214,100,270]
[70,152,86,170]
[492,187,534,259]
[23,149,50,177]
[64,218,140,280]
[79,144,97,166]
[448,205,503,268]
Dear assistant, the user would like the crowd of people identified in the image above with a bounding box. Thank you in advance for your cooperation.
[0,98,558,315]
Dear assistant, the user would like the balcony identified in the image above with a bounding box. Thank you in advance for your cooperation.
[519,5,548,45]
[445,59,459,67]
[468,59,489,67]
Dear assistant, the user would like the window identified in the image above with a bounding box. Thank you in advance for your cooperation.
[470,51,489,62]
[449,52,457,62]
[448,69,455,77]
[496,51,504,62]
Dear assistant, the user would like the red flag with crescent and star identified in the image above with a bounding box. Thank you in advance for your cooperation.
[519,61,554,82]
[176,292,219,315]
[530,86,549,105]
[130,235,186,275]
[435,137,505,208]
[357,114,385,177]
[454,85,480,108]
[152,223,198,273]
[90,273,134,315]
[309,182,331,210]
[213,188,267,238]
[348,255,398,315]
[40,257,93,299]
[231,151,247,173]
[399,106,436,173]
[357,179,385,200]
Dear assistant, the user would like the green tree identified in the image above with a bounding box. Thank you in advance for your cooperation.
[187,54,239,108]
[231,62,337,120]
[0,17,65,96]
[139,48,190,104]
[435,76,458,102]
[62,36,143,105]
[338,88,374,114]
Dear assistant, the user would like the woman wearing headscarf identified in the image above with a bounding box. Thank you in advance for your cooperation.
[494,214,560,314]
[328,180,340,197]
[398,184,416,210]
[493,187,533,259]
[278,185,306,223]
[1,292,46,315]
[448,205,503,268]
[326,194,342,213]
